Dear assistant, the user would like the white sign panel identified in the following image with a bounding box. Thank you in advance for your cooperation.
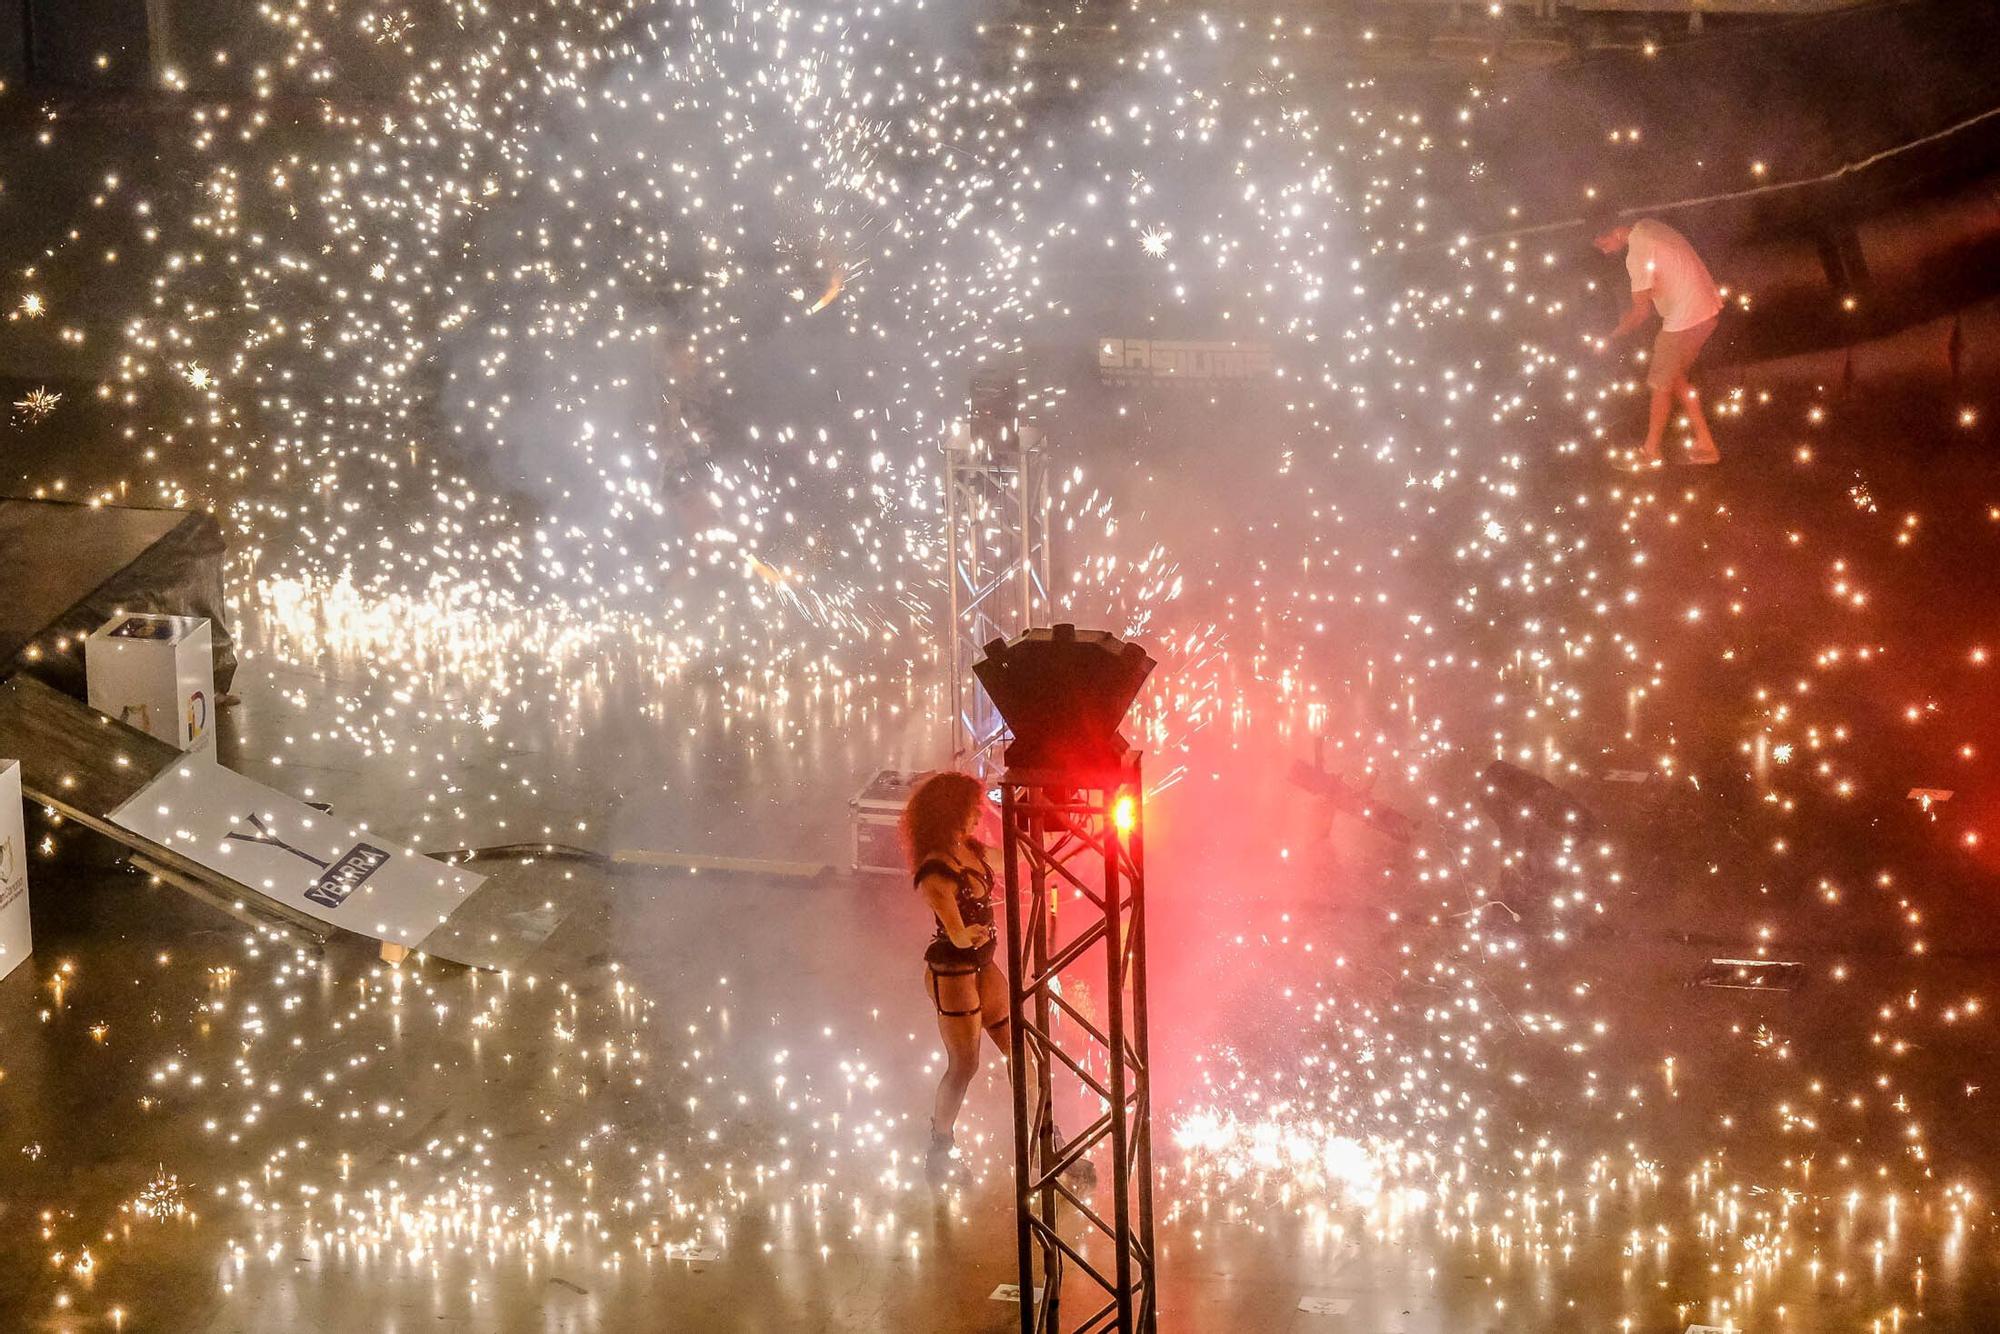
[989,1285,1043,1303]
[110,761,486,956]
[1297,1295,1354,1316]
[0,760,29,981]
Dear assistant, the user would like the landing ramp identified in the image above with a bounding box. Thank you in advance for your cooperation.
[0,675,563,969]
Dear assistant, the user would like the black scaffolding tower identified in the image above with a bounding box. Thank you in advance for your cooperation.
[977,626,1158,1334]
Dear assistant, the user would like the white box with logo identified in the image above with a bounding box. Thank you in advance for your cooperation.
[0,760,29,981]
[85,613,216,757]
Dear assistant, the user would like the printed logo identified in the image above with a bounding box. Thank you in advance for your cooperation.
[0,834,21,912]
[186,690,208,743]
[304,844,392,909]
[224,812,391,911]
[1097,337,1275,384]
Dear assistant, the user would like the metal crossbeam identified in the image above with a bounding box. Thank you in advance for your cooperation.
[943,392,1052,778]
[1002,757,1156,1334]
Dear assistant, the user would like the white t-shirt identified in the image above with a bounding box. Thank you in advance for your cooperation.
[1626,219,1721,332]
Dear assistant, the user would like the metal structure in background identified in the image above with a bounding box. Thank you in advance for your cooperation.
[1373,0,1863,30]
[944,371,1052,777]
[1000,755,1155,1334]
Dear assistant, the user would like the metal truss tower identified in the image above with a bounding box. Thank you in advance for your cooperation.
[1000,755,1156,1334]
[944,376,1053,776]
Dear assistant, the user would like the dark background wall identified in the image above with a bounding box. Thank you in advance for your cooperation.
[1,0,262,90]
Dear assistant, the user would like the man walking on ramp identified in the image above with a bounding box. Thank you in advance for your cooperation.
[1591,206,1723,469]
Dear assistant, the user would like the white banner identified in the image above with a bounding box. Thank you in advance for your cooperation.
[0,760,29,981]
[111,761,487,959]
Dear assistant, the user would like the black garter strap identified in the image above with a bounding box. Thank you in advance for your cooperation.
[927,963,982,1017]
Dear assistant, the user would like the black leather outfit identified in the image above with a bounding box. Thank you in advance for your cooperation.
[918,843,998,979]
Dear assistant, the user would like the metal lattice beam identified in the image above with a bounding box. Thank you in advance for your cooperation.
[944,390,1052,778]
[1002,757,1156,1334]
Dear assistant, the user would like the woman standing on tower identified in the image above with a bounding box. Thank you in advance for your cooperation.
[904,771,1007,1181]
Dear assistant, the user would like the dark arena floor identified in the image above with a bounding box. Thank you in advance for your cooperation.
[3,2,2000,1332]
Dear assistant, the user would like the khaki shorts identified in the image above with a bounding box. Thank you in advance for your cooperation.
[1648,316,1717,392]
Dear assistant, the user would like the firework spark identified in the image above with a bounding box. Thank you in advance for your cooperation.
[12,386,60,423]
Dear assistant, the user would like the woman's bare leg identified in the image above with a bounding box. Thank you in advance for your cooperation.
[977,962,1097,1185]
[977,962,1011,1056]
[929,968,983,1139]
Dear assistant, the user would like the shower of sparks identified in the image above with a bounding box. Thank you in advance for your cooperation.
[133,1168,188,1221]
[372,13,416,45]
[12,385,61,423]
[1,0,1993,1331]
[805,267,846,314]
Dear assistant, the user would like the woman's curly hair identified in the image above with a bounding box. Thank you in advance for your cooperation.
[900,771,985,869]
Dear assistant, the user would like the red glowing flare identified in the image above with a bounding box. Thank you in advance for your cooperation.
[1112,793,1138,837]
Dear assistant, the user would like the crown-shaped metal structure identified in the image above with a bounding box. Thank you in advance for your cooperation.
[972,624,1155,777]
